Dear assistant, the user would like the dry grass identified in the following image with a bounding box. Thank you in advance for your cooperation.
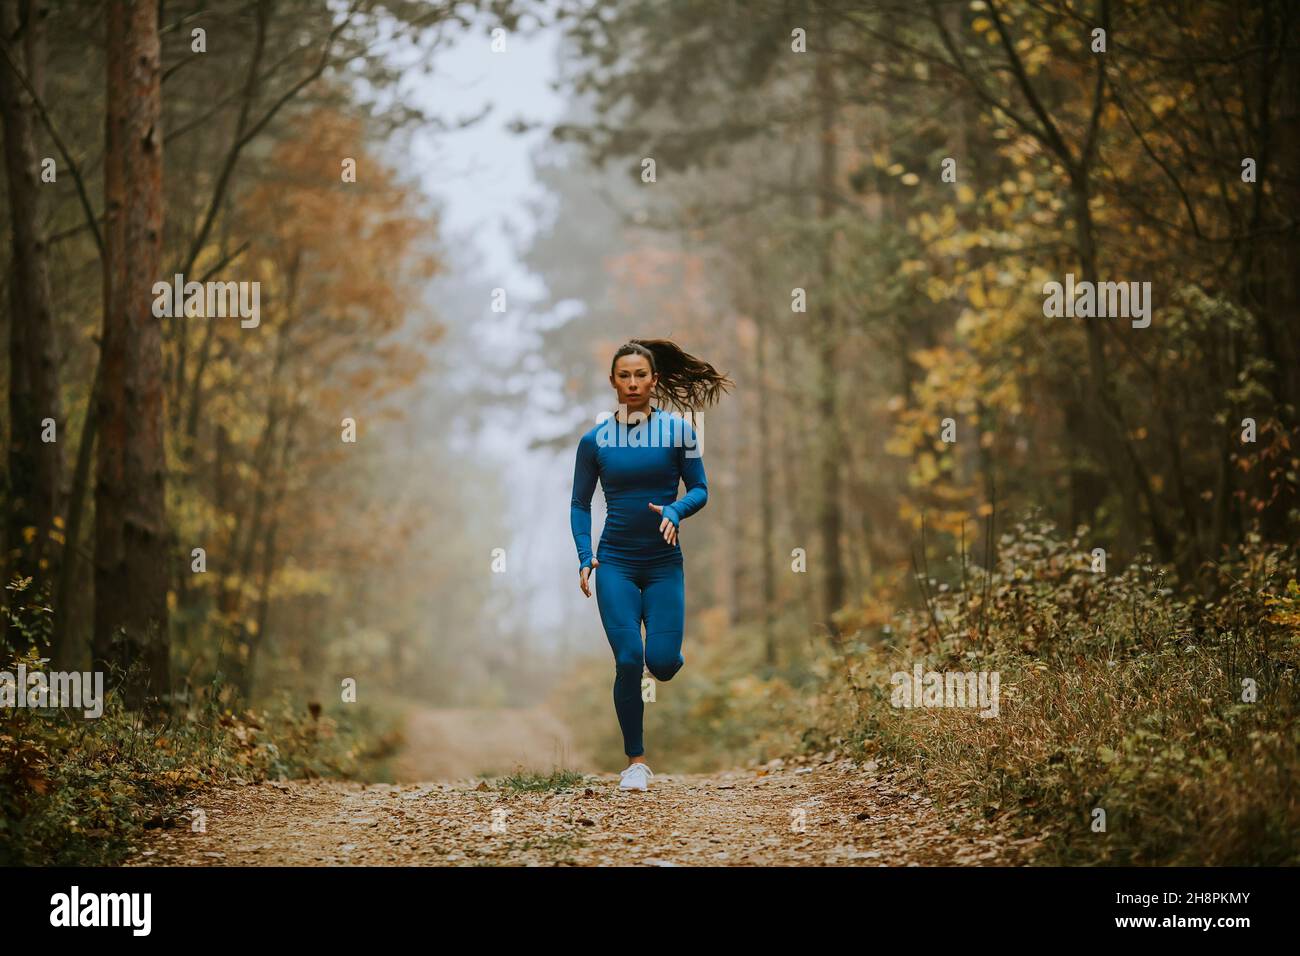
[829,522,1300,865]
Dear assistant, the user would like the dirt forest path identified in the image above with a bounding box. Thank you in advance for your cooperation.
[130,708,1043,866]
[389,705,597,781]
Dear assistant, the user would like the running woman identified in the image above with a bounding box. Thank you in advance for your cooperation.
[570,338,732,791]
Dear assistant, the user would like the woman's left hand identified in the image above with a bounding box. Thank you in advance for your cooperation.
[647,502,678,546]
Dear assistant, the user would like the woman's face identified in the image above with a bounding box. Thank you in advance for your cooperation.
[610,353,657,412]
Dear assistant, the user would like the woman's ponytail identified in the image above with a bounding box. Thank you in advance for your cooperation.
[611,338,734,413]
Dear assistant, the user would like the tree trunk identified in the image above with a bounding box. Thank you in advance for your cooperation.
[1254,7,1300,541]
[0,0,61,596]
[94,0,169,712]
[814,25,846,640]
[50,361,96,668]
[756,307,776,668]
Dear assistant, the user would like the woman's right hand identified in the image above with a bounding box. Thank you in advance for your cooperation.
[579,557,600,598]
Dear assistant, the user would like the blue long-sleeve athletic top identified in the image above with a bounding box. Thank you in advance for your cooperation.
[570,407,708,569]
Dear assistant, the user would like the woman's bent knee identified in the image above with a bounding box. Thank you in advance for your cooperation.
[645,654,683,682]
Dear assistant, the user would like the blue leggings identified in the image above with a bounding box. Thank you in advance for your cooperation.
[594,558,685,757]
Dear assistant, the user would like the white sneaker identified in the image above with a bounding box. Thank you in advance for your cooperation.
[619,763,654,791]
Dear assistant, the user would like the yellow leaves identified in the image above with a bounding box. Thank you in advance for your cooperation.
[883,432,914,458]
[957,184,976,204]
[972,16,993,33]
[21,525,37,544]
[915,452,940,485]
[955,307,982,339]
[912,349,943,372]
[1022,42,1050,76]
[1262,580,1300,636]
[158,767,205,789]
[900,172,920,186]
[913,206,959,243]
[274,563,334,598]
[901,502,973,538]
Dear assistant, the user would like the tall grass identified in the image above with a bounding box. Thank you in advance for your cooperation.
[830,521,1299,865]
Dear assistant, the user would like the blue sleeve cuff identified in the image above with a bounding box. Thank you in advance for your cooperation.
[663,504,680,528]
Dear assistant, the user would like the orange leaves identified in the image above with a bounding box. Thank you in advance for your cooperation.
[1262,580,1300,639]
[0,732,52,799]
[236,109,441,350]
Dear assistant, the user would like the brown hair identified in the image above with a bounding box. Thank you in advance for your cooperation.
[610,338,734,414]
